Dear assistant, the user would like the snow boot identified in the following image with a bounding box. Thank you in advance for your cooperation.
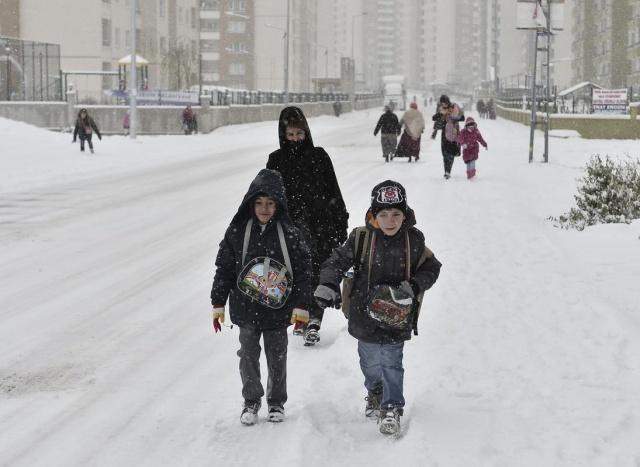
[365,388,382,418]
[303,318,321,346]
[240,400,261,426]
[292,321,305,336]
[444,173,451,180]
[378,407,402,436]
[267,405,285,423]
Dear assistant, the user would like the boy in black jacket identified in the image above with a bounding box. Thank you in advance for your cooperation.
[210,169,312,426]
[313,180,441,436]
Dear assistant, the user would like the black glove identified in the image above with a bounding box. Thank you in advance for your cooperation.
[314,284,341,309]
[98,135,102,140]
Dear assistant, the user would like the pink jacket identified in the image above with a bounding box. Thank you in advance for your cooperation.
[456,127,487,163]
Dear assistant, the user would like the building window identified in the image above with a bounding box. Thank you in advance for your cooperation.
[102,19,112,46]
[202,61,219,73]
[160,36,167,52]
[191,8,197,28]
[115,27,121,48]
[201,0,219,10]
[229,62,245,75]
[227,21,246,33]
[201,39,219,51]
[191,40,197,57]
[159,0,165,17]
[102,62,112,90]
[228,0,246,12]
[200,19,219,31]
[125,30,131,47]
[227,42,247,54]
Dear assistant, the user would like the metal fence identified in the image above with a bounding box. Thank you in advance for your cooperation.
[0,36,62,101]
[202,89,353,106]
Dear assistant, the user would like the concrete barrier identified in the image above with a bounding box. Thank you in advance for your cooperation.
[497,105,640,139]
[0,98,383,135]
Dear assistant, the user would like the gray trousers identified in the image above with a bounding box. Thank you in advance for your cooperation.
[238,326,288,406]
[381,134,397,158]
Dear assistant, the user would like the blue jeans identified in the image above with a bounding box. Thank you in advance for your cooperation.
[357,340,405,409]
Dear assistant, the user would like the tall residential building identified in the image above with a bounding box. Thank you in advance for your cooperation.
[14,0,199,102]
[254,0,317,92]
[396,0,424,90]
[200,0,255,90]
[572,0,634,88]
[362,0,402,91]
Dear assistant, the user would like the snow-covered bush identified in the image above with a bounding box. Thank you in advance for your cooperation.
[554,155,640,230]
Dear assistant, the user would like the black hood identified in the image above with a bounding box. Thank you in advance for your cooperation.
[231,169,291,225]
[278,106,314,150]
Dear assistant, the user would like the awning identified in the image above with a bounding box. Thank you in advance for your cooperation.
[118,54,149,65]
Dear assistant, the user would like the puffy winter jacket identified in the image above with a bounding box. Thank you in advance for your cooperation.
[210,169,313,330]
[319,208,442,344]
[457,126,487,163]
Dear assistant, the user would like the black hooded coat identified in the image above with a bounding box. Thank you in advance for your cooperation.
[266,106,349,268]
[210,169,313,330]
[319,208,442,344]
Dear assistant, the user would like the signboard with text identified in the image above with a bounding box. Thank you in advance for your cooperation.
[592,88,628,114]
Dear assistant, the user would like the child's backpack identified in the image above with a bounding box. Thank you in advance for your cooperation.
[341,227,431,335]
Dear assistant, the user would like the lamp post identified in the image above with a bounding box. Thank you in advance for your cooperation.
[129,0,138,139]
[350,12,366,103]
[4,46,11,101]
[284,0,290,103]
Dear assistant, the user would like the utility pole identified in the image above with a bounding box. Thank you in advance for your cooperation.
[528,30,538,164]
[129,0,138,139]
[543,0,552,163]
[284,0,290,103]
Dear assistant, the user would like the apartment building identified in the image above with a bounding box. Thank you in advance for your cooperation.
[200,0,255,90]
[12,0,198,102]
[572,0,634,88]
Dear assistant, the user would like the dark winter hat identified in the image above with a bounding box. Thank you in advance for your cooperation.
[465,116,476,127]
[370,180,407,216]
[439,94,451,105]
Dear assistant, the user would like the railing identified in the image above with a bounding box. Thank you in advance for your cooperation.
[203,90,354,106]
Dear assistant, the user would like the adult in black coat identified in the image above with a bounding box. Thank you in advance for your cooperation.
[373,106,401,162]
[266,106,349,344]
[72,108,101,153]
[431,95,465,179]
[210,168,312,330]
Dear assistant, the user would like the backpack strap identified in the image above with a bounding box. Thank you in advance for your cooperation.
[353,227,370,272]
[241,218,253,266]
[276,221,293,280]
[241,218,293,280]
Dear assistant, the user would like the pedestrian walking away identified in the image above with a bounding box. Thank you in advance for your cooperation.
[373,105,401,163]
[314,180,441,437]
[72,108,101,154]
[456,117,488,179]
[210,169,313,425]
[395,102,425,162]
[266,106,349,346]
[431,95,465,179]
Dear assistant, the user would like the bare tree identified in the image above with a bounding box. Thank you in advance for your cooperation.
[161,43,198,90]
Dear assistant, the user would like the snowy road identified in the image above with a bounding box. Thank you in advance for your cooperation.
[1,110,639,466]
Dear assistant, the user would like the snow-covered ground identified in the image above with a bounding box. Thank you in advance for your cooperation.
[1,110,639,466]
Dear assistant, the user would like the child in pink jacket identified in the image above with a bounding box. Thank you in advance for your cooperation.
[456,117,487,179]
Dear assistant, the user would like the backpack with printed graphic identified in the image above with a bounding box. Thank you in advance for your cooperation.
[341,227,431,335]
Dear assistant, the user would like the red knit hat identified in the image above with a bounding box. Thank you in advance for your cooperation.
[410,102,417,109]
[465,116,476,126]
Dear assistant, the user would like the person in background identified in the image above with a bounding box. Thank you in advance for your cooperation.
[373,105,402,163]
[72,108,101,154]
